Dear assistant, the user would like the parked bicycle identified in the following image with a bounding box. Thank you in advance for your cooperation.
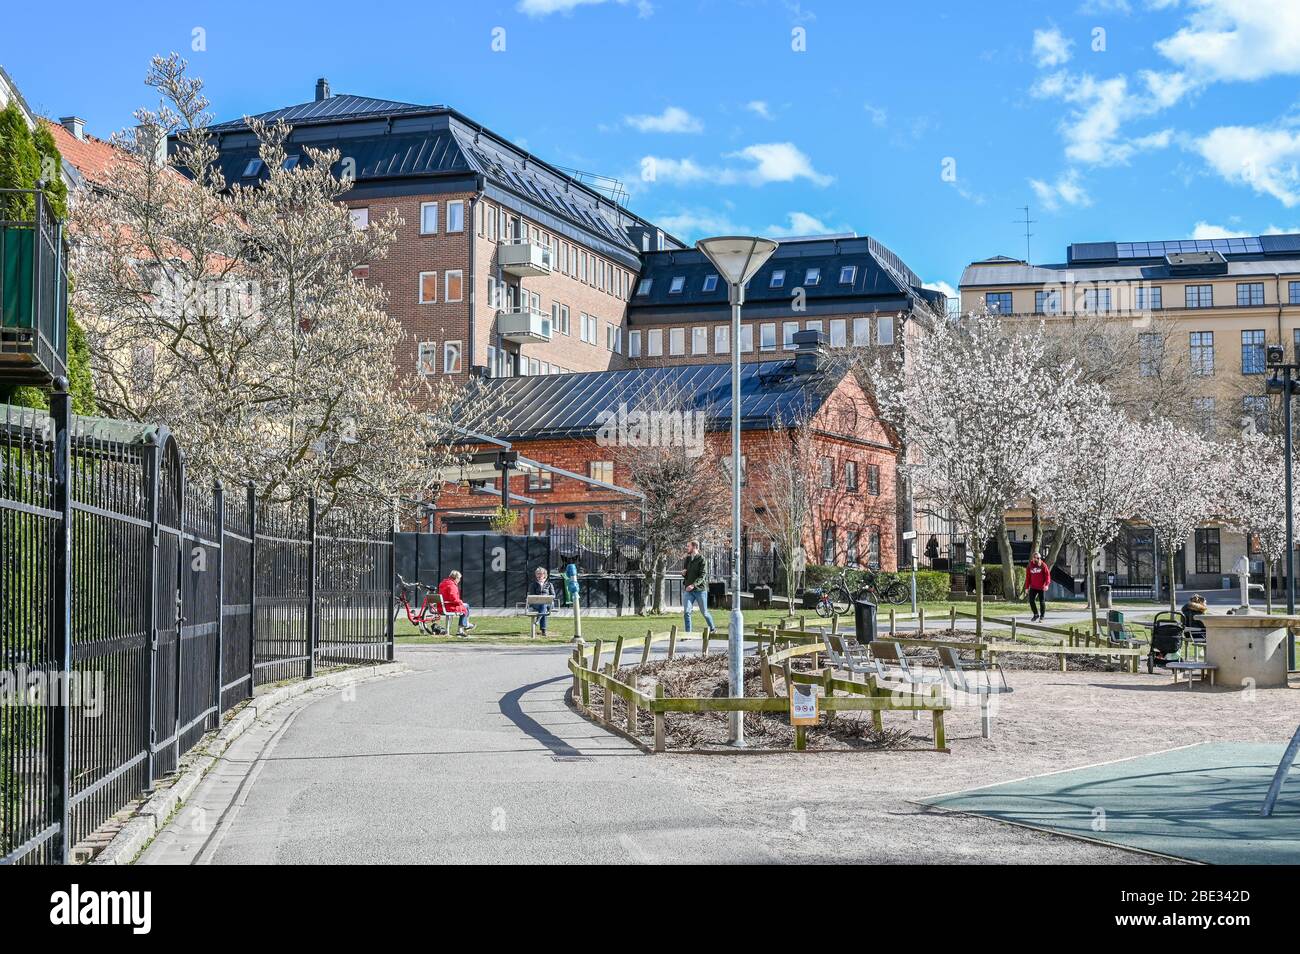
[814,568,909,617]
[396,574,447,636]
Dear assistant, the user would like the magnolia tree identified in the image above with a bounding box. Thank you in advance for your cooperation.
[71,54,491,515]
[1133,418,1220,614]
[1219,431,1297,613]
[750,412,817,605]
[1046,395,1153,636]
[874,311,1082,636]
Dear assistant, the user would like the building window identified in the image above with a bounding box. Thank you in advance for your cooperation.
[1138,332,1162,377]
[821,524,836,564]
[692,326,708,354]
[783,321,799,350]
[866,528,881,570]
[282,155,299,170]
[242,158,263,177]
[846,530,860,567]
[1185,284,1213,308]
[703,274,718,292]
[1244,395,1270,434]
[985,292,1012,313]
[669,275,686,294]
[445,270,463,302]
[845,460,858,491]
[1290,281,1300,305]
[1083,288,1112,313]
[804,268,821,286]
[739,324,754,352]
[760,323,777,351]
[877,315,894,345]
[1194,528,1221,575]
[590,461,614,484]
[1035,289,1061,314]
[636,278,652,296]
[628,330,641,357]
[1192,396,1217,438]
[527,468,552,492]
[852,317,870,346]
[1237,282,1265,307]
[714,325,729,353]
[349,207,369,229]
[1241,329,1266,375]
[839,265,856,284]
[417,341,437,376]
[443,341,462,374]
[446,200,464,232]
[829,318,847,348]
[419,272,438,303]
[647,329,663,356]
[866,463,880,496]
[1134,285,1162,311]
[769,269,786,288]
[420,202,438,234]
[669,328,686,355]
[608,324,623,353]
[820,457,834,488]
[559,305,570,336]
[722,454,747,486]
[1190,331,1214,375]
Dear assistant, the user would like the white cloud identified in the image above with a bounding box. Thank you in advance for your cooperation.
[1156,0,1300,83]
[653,209,747,239]
[726,142,833,186]
[625,106,703,134]
[638,142,832,190]
[746,100,773,120]
[1032,70,1180,165]
[518,0,652,16]
[1190,221,1251,238]
[1196,125,1300,206]
[863,102,887,126]
[765,212,848,237]
[638,156,713,186]
[1028,169,1093,210]
[924,279,957,300]
[1033,28,1074,69]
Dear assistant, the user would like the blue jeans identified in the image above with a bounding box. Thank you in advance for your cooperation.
[683,588,715,632]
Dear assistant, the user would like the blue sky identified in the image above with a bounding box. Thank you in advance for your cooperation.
[7,0,1300,297]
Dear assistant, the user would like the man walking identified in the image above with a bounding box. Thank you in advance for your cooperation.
[1024,551,1050,622]
[682,540,715,634]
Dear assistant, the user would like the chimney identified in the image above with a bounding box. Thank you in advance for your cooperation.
[792,329,827,375]
[59,116,86,141]
[134,122,168,167]
[315,77,331,102]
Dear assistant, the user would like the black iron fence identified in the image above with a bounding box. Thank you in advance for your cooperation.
[1,389,393,865]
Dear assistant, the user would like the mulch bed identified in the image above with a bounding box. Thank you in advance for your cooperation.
[907,627,1133,672]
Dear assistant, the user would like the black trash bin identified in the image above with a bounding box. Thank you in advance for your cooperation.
[853,598,878,642]
[708,580,727,606]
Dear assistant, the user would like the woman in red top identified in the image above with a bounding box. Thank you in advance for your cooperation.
[1024,552,1050,622]
[438,570,475,634]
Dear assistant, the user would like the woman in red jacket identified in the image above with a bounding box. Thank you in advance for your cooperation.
[1024,552,1051,622]
[438,570,475,634]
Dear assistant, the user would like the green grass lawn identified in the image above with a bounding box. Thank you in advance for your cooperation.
[393,598,1080,645]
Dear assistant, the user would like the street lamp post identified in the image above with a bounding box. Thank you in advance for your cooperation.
[1266,344,1298,670]
[696,236,778,745]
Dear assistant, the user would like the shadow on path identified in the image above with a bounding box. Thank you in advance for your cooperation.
[498,674,592,759]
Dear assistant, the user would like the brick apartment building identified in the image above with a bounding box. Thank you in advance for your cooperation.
[434,335,901,574]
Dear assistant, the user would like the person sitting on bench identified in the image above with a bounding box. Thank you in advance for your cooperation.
[438,570,475,633]
[528,566,556,636]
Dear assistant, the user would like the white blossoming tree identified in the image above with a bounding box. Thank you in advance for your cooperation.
[1219,431,1296,614]
[874,311,1082,636]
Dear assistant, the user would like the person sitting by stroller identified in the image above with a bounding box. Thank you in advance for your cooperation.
[528,567,556,636]
[437,570,475,634]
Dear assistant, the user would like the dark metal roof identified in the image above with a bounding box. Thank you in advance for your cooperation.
[1065,233,1300,266]
[208,93,437,131]
[473,359,844,442]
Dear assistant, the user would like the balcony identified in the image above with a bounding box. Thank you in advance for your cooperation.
[497,306,553,343]
[498,237,553,277]
[0,189,68,386]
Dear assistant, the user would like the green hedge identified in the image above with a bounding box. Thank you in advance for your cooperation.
[803,565,951,602]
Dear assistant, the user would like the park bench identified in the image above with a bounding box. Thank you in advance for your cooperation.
[1106,609,1146,649]
[937,646,1013,739]
[821,632,873,676]
[1165,660,1217,687]
[870,640,944,720]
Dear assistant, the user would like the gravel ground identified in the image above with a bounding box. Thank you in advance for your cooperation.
[634,668,1300,863]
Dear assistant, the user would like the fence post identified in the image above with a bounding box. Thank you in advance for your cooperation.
[387,499,397,663]
[143,433,161,793]
[49,379,73,864]
[247,481,258,692]
[306,496,318,680]
[212,480,225,728]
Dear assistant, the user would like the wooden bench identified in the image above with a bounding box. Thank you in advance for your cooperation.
[1165,660,1216,687]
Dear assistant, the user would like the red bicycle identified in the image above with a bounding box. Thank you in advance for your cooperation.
[396,574,447,636]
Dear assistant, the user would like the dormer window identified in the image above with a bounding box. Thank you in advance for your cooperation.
[242,158,263,177]
[769,269,786,288]
[702,274,718,292]
[282,155,300,171]
[839,266,856,284]
[669,276,686,294]
[805,268,821,285]
[636,278,653,296]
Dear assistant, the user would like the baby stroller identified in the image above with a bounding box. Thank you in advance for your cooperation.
[1147,594,1207,673]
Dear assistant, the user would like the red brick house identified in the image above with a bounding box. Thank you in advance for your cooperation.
[434,334,900,574]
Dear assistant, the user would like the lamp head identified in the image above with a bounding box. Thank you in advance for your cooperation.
[695,236,779,287]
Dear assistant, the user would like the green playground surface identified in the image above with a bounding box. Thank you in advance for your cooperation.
[923,742,1300,864]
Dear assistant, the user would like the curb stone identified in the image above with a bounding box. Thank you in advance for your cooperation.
[91,662,410,865]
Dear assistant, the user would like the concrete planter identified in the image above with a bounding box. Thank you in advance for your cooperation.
[1202,615,1296,689]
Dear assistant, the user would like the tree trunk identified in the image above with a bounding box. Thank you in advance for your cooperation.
[996,516,1017,602]
[1266,554,1274,615]
[1086,547,1099,638]
[1030,499,1043,557]
[973,550,984,639]
[648,554,666,615]
[1168,547,1178,616]
[1046,525,1068,570]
